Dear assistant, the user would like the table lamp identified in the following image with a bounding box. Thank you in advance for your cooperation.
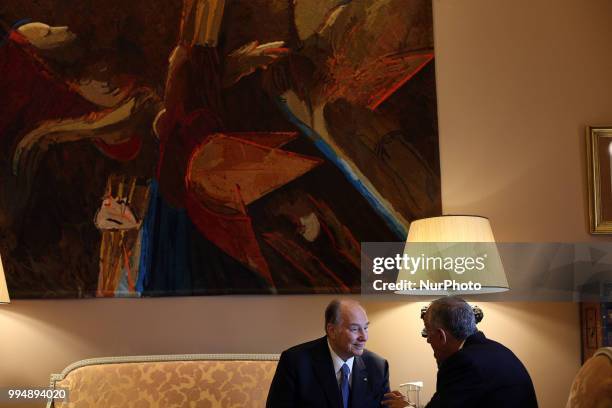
[395,215,509,295]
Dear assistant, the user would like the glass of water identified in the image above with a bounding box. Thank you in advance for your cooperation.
[399,381,423,408]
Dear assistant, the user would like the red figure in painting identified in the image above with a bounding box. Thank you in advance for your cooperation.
[143,0,326,293]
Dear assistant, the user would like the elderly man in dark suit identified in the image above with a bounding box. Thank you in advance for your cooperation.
[266,299,390,408]
[384,296,538,408]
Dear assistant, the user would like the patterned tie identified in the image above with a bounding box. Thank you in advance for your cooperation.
[340,363,350,408]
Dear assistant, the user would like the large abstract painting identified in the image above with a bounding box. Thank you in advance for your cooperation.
[0,0,440,297]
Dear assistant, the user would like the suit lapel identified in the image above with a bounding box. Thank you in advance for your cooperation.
[350,356,369,408]
[312,337,342,408]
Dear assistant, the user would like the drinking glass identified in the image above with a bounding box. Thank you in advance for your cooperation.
[399,381,423,408]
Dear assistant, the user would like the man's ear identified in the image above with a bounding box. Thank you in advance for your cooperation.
[432,327,447,344]
[326,323,335,339]
[438,328,448,344]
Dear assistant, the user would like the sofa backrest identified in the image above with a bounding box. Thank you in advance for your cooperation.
[47,353,280,408]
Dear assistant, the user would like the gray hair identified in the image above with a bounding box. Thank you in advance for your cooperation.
[325,299,342,333]
[427,296,477,340]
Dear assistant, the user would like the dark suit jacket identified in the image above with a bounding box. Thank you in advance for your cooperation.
[266,336,390,408]
[426,331,538,408]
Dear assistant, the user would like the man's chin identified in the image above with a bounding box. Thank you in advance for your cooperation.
[351,346,365,356]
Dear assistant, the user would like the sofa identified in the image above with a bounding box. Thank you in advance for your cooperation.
[46,354,280,408]
[565,347,612,408]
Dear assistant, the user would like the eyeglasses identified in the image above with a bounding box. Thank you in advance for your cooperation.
[420,306,429,337]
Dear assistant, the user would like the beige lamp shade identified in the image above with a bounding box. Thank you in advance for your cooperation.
[396,215,509,295]
[0,254,10,303]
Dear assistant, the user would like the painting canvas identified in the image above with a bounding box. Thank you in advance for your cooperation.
[0,0,440,298]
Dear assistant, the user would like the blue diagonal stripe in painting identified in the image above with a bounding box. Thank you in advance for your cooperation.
[275,97,407,240]
[136,179,158,293]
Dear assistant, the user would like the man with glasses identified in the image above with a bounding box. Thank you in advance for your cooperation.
[383,296,538,407]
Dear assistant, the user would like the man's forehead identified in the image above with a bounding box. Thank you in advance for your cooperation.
[347,320,369,327]
[340,303,367,321]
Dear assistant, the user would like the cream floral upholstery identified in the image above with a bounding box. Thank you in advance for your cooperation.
[47,354,279,408]
[566,347,612,408]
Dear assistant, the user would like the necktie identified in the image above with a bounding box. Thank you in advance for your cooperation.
[340,363,350,408]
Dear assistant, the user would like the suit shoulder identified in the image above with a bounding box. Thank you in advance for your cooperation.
[362,349,388,367]
[281,337,325,357]
[460,337,533,381]
[464,337,519,360]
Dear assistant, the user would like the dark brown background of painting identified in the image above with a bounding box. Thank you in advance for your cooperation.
[1,0,298,89]
[0,0,438,297]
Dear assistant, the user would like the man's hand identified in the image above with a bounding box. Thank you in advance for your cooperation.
[381,390,411,407]
[223,40,289,87]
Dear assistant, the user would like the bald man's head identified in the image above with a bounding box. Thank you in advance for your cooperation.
[325,299,369,361]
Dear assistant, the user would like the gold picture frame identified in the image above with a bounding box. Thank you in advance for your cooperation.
[587,126,612,233]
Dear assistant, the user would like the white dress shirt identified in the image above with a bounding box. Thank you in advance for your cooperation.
[327,339,355,388]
